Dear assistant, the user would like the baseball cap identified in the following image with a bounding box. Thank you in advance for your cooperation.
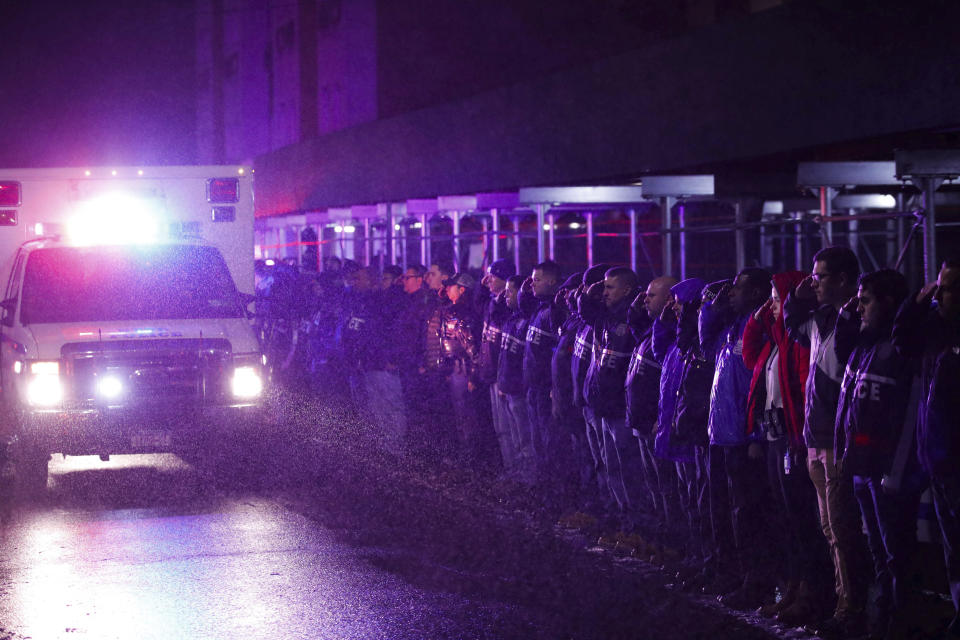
[488,259,515,281]
[442,272,476,288]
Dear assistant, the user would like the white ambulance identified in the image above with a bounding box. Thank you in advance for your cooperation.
[0,166,265,491]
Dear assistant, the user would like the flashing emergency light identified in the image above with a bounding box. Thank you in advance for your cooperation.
[66,192,164,246]
[231,366,263,399]
[27,361,62,407]
[0,182,21,207]
[207,178,239,203]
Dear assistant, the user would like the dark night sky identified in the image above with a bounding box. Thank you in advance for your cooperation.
[0,1,196,168]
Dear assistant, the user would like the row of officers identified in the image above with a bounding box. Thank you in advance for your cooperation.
[292,248,960,640]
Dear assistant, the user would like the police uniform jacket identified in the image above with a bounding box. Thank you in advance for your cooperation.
[835,321,915,480]
[584,297,637,419]
[497,309,530,396]
[519,290,567,391]
[477,291,510,385]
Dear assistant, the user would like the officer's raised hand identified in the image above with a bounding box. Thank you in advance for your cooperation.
[521,276,533,295]
[917,280,939,305]
[586,281,603,300]
[795,275,816,300]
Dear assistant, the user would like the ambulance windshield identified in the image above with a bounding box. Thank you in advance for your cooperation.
[19,245,244,324]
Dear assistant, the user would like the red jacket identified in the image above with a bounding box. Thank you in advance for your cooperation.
[743,271,810,449]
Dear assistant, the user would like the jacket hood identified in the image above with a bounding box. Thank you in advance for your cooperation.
[671,278,706,304]
[773,271,807,301]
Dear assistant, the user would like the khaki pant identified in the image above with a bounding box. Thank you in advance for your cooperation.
[807,447,863,615]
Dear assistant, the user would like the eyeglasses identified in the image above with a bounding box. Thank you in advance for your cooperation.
[811,272,833,283]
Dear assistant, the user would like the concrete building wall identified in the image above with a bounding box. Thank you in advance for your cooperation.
[253,0,960,215]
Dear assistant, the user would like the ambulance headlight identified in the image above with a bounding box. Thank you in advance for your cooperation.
[97,376,124,400]
[27,361,62,407]
[231,366,263,399]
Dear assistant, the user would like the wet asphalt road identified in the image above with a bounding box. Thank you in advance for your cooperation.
[0,390,811,640]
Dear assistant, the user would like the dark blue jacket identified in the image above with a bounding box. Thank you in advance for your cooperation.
[893,293,959,478]
[478,292,510,385]
[835,322,915,480]
[497,309,530,396]
[571,294,604,407]
[584,297,637,419]
[625,303,658,438]
[552,311,581,415]
[703,302,754,447]
[520,290,567,391]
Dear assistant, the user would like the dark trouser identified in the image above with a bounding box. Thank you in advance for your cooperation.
[705,444,737,578]
[403,369,456,461]
[630,415,662,513]
[362,369,407,455]
[448,369,487,463]
[490,383,518,472]
[930,476,960,631]
[601,415,648,517]
[718,442,775,586]
[766,437,832,590]
[503,392,536,481]
[526,386,552,471]
[676,445,711,562]
[639,431,683,539]
[555,401,592,504]
[583,406,608,498]
[853,474,922,621]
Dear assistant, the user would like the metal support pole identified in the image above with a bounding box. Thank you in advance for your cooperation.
[384,205,394,267]
[491,208,500,262]
[363,218,372,267]
[452,210,461,271]
[421,213,430,267]
[794,213,804,271]
[512,216,521,275]
[734,202,745,272]
[535,204,546,264]
[820,186,834,247]
[678,201,687,280]
[586,211,595,268]
[662,198,674,277]
[628,208,637,273]
[547,212,556,261]
[922,178,940,282]
[895,193,905,270]
[481,217,489,267]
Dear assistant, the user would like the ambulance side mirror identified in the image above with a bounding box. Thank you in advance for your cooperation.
[239,292,256,319]
[0,297,15,327]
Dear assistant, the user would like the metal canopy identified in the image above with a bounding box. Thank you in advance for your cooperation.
[894,150,960,280]
[640,175,714,198]
[896,150,960,180]
[833,194,897,209]
[518,185,644,206]
[797,161,899,187]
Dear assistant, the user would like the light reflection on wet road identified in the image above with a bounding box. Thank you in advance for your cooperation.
[0,455,538,640]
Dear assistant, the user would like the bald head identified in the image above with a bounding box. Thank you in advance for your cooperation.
[643,275,679,319]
